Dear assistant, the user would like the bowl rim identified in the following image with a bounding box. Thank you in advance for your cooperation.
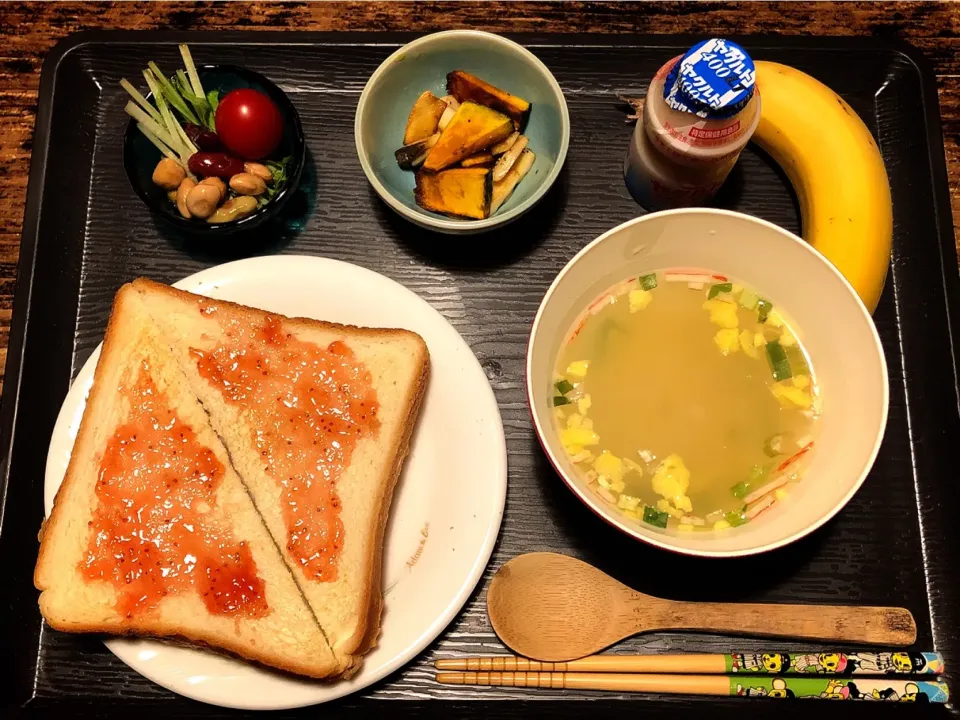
[123,63,305,235]
[354,29,570,233]
[526,208,890,558]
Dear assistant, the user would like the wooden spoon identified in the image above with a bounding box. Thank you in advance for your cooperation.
[487,553,917,662]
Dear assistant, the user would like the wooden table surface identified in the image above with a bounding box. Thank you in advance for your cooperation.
[0,1,957,387]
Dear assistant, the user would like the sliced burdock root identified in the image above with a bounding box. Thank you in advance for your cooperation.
[438,95,460,132]
[491,148,535,214]
[491,131,520,156]
[395,133,440,169]
[492,135,529,182]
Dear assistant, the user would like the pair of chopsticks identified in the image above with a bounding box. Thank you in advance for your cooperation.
[435,652,949,702]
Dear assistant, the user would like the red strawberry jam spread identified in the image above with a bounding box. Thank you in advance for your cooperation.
[190,309,380,582]
[83,359,268,619]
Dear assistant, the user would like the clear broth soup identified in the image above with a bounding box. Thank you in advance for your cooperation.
[552,270,820,531]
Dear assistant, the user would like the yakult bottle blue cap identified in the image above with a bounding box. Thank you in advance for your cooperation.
[663,38,756,119]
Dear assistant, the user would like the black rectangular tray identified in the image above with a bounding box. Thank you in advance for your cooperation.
[1,31,957,718]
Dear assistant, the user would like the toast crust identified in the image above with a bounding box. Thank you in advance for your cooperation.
[35,285,136,595]
[39,608,337,680]
[129,279,431,673]
[131,277,429,345]
[344,348,429,668]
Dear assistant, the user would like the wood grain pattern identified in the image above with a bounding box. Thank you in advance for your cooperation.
[435,655,731,674]
[436,671,734,695]
[0,1,958,395]
[487,553,916,661]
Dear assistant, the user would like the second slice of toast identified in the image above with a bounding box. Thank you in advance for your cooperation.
[35,286,339,678]
[132,279,430,674]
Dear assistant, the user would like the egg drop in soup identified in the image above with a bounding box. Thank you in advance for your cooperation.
[552,270,820,531]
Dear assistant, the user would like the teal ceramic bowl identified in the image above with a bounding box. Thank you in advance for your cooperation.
[355,30,569,234]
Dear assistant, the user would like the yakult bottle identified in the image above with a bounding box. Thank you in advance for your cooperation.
[624,39,760,210]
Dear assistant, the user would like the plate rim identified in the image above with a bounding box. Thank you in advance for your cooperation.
[43,255,507,709]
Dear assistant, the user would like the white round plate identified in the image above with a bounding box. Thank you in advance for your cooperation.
[44,255,507,710]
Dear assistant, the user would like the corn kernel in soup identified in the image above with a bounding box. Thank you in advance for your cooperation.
[552,271,819,531]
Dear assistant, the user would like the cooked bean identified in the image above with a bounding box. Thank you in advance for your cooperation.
[199,176,227,202]
[176,177,197,218]
[207,195,258,224]
[188,152,244,178]
[229,172,267,196]
[185,183,221,218]
[243,162,273,181]
[152,157,186,190]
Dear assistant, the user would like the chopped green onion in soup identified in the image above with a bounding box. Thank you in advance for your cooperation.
[756,298,773,323]
[739,289,760,310]
[730,481,750,499]
[642,505,669,528]
[785,345,810,376]
[707,282,733,299]
[765,340,792,381]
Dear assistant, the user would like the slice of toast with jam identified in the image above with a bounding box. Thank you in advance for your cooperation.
[35,285,340,678]
[130,279,430,676]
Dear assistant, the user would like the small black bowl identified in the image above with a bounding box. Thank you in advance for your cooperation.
[123,64,305,235]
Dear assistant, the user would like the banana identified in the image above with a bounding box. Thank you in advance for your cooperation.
[753,61,892,313]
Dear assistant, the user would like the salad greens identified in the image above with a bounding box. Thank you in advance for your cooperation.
[122,45,220,169]
[260,156,292,207]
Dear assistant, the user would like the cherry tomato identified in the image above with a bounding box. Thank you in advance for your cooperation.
[214,89,284,160]
[188,152,244,178]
